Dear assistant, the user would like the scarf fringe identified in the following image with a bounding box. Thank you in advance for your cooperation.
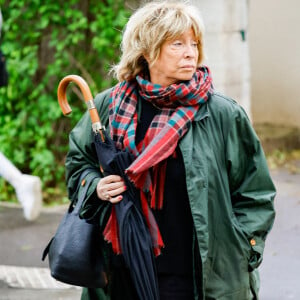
[103,206,122,254]
[150,161,167,209]
[140,192,164,256]
[102,192,165,257]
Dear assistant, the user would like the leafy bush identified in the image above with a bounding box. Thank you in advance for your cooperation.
[0,0,130,204]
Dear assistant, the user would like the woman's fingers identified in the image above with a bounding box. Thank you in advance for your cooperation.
[105,180,125,192]
[97,175,126,202]
[101,175,123,184]
[109,195,124,204]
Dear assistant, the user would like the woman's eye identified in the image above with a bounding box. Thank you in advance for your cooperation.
[192,42,198,47]
[172,42,182,46]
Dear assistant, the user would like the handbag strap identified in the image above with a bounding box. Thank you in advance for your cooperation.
[73,169,100,215]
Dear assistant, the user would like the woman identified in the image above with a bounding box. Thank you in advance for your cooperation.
[65,1,276,299]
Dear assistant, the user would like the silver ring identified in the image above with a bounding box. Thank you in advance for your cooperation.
[104,193,110,200]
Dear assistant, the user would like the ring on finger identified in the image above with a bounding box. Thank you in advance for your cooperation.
[104,193,110,200]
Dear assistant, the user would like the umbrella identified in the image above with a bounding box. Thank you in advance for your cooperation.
[57,75,159,300]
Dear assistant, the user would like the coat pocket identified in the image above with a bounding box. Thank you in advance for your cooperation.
[230,213,252,260]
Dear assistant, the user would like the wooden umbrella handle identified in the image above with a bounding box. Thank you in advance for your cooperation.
[58,75,106,173]
[57,75,100,125]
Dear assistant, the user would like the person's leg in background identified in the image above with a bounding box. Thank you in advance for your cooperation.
[0,152,42,221]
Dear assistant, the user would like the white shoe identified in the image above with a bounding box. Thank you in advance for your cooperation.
[15,174,42,221]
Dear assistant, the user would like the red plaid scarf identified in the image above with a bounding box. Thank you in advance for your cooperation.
[103,67,213,255]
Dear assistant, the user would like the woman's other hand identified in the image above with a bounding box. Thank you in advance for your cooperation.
[96,175,126,203]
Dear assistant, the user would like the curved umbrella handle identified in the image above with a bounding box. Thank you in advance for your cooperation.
[57,75,105,139]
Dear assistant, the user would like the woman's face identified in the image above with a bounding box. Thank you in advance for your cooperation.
[147,28,199,86]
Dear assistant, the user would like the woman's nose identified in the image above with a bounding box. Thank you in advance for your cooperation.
[184,44,196,58]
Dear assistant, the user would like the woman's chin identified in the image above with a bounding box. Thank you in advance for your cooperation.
[177,74,194,83]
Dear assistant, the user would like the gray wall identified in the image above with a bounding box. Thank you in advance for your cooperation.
[249,0,300,128]
[132,0,300,128]
[190,0,251,117]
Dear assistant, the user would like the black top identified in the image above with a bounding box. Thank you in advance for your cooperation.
[135,99,194,277]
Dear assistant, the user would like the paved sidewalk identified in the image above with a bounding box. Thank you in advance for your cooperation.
[0,204,81,299]
[0,167,299,299]
[0,280,80,300]
[259,169,300,300]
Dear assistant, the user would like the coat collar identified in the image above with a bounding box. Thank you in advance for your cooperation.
[194,94,211,121]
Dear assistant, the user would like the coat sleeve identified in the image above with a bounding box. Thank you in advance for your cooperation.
[225,105,276,271]
[65,88,112,226]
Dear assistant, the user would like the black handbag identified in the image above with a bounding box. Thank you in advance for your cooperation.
[42,170,107,288]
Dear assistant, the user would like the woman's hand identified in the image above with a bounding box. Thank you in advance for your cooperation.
[96,175,126,203]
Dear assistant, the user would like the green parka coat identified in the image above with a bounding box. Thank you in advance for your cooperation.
[65,88,276,300]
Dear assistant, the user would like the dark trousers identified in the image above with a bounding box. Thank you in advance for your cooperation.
[158,274,195,300]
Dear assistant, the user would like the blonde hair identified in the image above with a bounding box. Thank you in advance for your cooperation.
[112,1,205,82]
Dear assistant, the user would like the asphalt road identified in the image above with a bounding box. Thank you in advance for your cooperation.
[0,167,299,299]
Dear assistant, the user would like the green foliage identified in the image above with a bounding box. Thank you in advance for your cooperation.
[0,0,130,204]
[267,149,300,174]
